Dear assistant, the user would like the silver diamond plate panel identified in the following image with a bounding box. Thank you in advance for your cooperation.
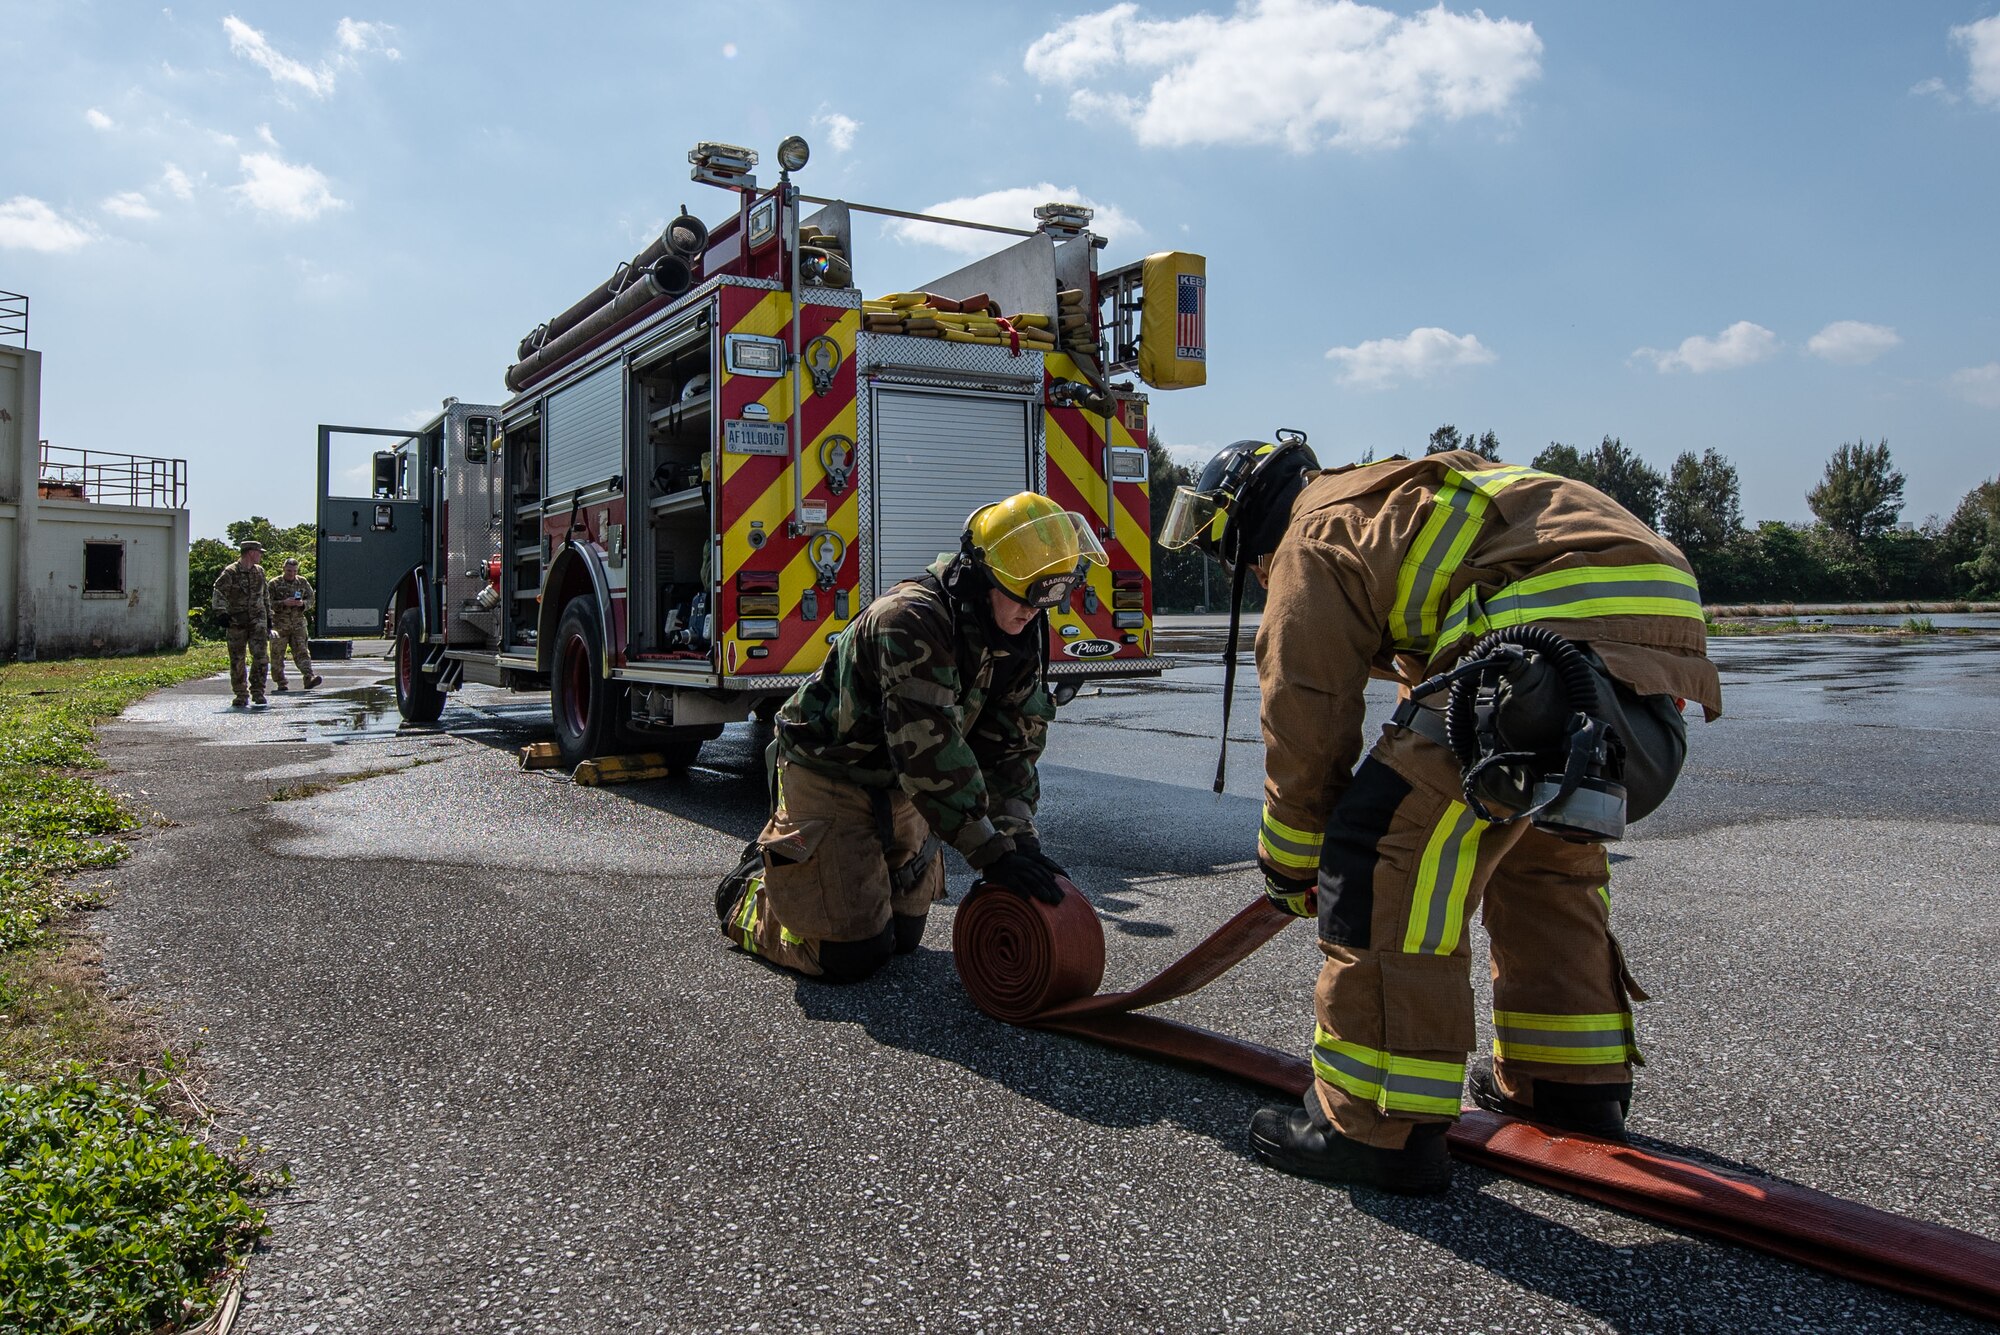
[856,331,1046,387]
[801,287,861,309]
[443,402,506,645]
[855,377,875,602]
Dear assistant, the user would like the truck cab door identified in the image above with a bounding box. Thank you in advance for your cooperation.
[315,424,431,637]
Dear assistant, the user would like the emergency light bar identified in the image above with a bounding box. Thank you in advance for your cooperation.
[690,141,759,191]
[1035,202,1094,239]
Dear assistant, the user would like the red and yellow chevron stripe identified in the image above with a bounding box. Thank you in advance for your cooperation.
[714,287,861,677]
[1043,353,1151,660]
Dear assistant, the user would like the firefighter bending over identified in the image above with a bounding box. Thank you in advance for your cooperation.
[1163,438,1722,1194]
[717,492,1105,983]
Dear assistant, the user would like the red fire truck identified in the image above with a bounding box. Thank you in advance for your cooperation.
[317,132,1205,770]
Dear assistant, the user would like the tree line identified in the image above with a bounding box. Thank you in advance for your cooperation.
[1149,428,2000,610]
[187,518,317,634]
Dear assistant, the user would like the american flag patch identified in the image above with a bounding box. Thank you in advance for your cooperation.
[1175,274,1206,362]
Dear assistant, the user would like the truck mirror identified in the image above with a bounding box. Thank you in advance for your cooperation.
[372,451,399,498]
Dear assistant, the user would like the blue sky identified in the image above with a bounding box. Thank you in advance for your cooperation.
[4,1,1998,539]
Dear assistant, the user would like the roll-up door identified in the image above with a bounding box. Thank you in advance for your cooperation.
[873,390,1032,587]
[544,363,623,498]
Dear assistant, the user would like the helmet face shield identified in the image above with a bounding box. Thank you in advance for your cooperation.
[1159,486,1225,552]
[971,501,1108,607]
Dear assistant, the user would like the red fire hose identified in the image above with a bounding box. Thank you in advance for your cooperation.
[952,884,2000,1322]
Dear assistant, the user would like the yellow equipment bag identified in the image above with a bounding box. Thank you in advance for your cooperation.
[1138,251,1207,390]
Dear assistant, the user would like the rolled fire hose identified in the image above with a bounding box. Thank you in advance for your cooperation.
[953,884,2000,1322]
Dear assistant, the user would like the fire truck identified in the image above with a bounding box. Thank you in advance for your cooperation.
[316,132,1206,770]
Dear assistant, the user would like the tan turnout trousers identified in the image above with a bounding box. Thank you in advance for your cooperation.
[1311,724,1644,1149]
[720,759,946,976]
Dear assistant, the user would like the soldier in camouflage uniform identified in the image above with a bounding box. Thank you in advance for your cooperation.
[718,492,1108,983]
[267,558,323,692]
[211,539,273,708]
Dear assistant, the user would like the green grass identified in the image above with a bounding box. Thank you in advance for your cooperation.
[0,648,269,1333]
[0,650,225,951]
[0,1069,265,1335]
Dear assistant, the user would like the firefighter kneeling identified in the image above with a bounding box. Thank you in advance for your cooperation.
[1164,438,1722,1194]
[717,493,1105,983]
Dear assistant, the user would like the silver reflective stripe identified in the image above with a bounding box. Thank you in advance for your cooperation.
[1495,1023,1629,1048]
[1417,804,1481,954]
[1393,484,1483,647]
[1485,577,1703,618]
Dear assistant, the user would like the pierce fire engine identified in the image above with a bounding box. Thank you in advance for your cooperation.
[316,132,1207,770]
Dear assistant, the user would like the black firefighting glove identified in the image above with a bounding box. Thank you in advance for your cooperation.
[1263,866,1319,919]
[982,849,1067,906]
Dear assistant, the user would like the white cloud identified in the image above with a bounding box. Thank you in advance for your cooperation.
[102,191,160,221]
[884,183,1138,255]
[1806,320,1900,365]
[813,110,861,153]
[161,164,196,200]
[1909,75,1953,102]
[84,107,116,131]
[231,151,345,221]
[1950,362,2000,409]
[1953,15,2000,107]
[223,15,335,96]
[1324,327,1495,388]
[1632,321,1779,374]
[1023,0,1543,152]
[0,197,94,252]
[721,42,738,59]
[335,18,399,60]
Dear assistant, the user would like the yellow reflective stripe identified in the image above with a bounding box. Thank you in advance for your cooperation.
[1390,482,1491,648]
[1492,1010,1637,1066]
[1259,807,1323,871]
[1434,562,1704,657]
[1403,800,1484,955]
[1596,884,1612,913]
[1386,465,1553,651]
[1310,1029,1465,1116]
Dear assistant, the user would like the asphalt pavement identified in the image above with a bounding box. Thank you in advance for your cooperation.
[92,630,2000,1334]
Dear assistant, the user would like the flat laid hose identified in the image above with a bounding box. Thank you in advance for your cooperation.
[953,884,2000,1322]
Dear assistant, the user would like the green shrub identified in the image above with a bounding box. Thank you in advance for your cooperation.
[0,1070,265,1334]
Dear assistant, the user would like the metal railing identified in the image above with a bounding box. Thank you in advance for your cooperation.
[0,290,24,347]
[38,443,188,509]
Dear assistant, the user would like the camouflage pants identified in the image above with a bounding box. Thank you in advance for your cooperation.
[226,622,270,700]
[720,759,946,978]
[271,618,312,682]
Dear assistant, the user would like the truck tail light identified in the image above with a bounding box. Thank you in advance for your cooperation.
[1112,570,1144,612]
[737,570,780,593]
[739,593,781,618]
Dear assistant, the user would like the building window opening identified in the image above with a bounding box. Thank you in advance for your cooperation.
[84,541,125,595]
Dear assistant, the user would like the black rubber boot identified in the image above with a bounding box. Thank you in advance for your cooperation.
[891,913,926,955]
[1248,1089,1452,1195]
[1468,1058,1630,1141]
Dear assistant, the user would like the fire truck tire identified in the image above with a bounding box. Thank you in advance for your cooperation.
[551,597,616,766]
[653,724,724,773]
[394,609,447,724]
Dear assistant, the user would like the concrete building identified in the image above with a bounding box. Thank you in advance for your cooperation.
[1,294,190,659]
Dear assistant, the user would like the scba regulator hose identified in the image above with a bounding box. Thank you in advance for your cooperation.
[952,883,2000,1322]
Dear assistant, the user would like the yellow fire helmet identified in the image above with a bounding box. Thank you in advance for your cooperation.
[965,492,1108,609]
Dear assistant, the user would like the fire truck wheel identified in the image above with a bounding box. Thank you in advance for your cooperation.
[551,597,616,766]
[394,608,447,724]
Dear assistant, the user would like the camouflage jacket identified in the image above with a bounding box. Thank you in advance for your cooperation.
[267,576,314,628]
[211,561,273,625]
[777,558,1054,868]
